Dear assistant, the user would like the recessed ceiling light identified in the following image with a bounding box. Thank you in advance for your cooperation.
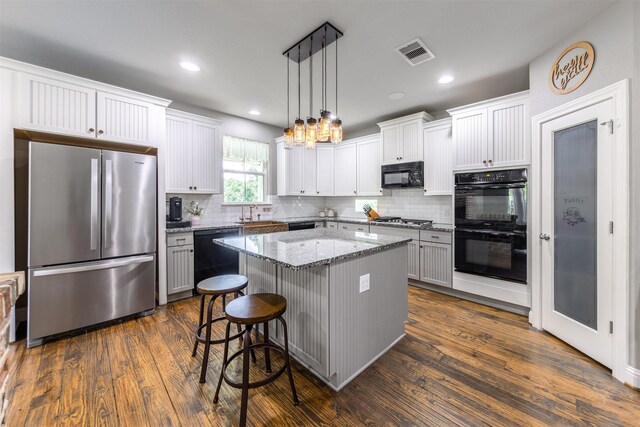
[180,61,200,72]
[388,91,405,100]
[248,110,261,116]
[438,74,454,84]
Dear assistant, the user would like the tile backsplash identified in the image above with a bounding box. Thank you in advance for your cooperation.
[166,194,325,224]
[167,190,452,224]
[326,190,452,223]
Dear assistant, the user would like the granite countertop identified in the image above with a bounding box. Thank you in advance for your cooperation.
[166,216,453,234]
[212,228,412,270]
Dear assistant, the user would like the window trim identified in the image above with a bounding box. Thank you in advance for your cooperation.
[222,135,269,204]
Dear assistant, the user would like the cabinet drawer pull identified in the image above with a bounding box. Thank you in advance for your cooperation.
[431,235,440,239]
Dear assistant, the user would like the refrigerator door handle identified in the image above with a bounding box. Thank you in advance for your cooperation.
[104,159,113,249]
[32,255,154,277]
[90,158,99,251]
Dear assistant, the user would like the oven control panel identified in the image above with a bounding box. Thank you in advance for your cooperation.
[455,168,527,185]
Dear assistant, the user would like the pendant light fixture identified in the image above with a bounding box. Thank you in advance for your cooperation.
[330,35,343,144]
[293,45,305,145]
[318,27,332,142]
[283,52,293,149]
[283,22,343,149]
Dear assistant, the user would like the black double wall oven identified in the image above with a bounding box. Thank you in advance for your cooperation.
[454,169,527,283]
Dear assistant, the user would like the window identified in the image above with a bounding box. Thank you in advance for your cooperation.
[223,135,269,203]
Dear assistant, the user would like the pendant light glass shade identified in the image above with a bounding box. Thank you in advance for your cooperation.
[305,118,317,149]
[318,110,331,142]
[293,119,305,144]
[330,118,343,144]
[283,128,294,149]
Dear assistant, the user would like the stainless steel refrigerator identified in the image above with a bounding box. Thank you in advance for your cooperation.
[27,142,156,347]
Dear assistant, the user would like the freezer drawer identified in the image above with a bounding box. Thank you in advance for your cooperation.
[28,255,155,346]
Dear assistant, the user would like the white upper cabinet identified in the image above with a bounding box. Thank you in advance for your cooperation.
[378,112,433,165]
[166,110,221,194]
[18,72,168,146]
[334,143,357,196]
[356,136,383,196]
[276,140,288,196]
[96,92,153,145]
[19,73,97,138]
[423,119,454,195]
[316,145,334,196]
[165,115,192,193]
[302,148,317,195]
[191,120,220,193]
[286,148,316,196]
[448,91,530,171]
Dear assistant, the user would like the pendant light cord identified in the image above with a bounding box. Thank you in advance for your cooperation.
[287,52,290,127]
[297,45,301,119]
[335,36,338,116]
[309,36,313,117]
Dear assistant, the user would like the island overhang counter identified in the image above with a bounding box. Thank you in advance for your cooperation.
[212,228,410,391]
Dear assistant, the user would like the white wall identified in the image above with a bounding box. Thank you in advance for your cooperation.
[528,0,639,369]
[0,69,15,273]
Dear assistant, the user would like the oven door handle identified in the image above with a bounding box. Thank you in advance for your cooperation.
[455,228,524,237]
[455,183,526,190]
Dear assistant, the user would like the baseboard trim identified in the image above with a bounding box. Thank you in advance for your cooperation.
[625,365,640,390]
[409,281,530,316]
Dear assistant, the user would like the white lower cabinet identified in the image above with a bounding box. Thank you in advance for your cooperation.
[407,240,420,280]
[337,222,369,233]
[166,232,194,296]
[419,242,452,287]
[327,221,338,229]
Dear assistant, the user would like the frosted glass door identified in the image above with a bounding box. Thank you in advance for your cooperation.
[540,98,613,368]
[553,121,597,329]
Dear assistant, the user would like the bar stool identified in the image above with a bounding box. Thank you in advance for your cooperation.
[213,293,298,426]
[192,274,249,384]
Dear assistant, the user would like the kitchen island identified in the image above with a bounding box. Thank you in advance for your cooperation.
[213,228,410,390]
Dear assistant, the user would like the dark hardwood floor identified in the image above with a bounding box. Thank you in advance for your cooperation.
[7,286,640,426]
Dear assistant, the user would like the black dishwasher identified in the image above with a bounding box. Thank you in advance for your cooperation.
[288,221,316,231]
[194,228,240,290]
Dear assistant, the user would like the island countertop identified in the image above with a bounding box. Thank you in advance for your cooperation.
[212,228,411,270]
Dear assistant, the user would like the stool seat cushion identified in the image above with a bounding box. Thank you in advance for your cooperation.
[225,293,287,324]
[196,274,248,295]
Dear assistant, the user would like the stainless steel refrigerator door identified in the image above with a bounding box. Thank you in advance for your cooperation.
[28,142,101,267]
[28,255,155,345]
[102,150,156,258]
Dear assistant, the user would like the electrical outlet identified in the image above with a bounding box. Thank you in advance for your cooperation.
[359,274,370,293]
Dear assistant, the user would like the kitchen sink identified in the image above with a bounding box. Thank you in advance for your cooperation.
[238,221,289,235]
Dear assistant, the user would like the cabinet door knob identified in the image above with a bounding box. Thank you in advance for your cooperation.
[483,160,487,165]
[98,130,104,135]
[189,186,193,190]
[317,191,319,194]
[353,191,356,194]
[190,249,194,253]
[194,186,197,190]
[88,128,95,134]
[488,159,493,164]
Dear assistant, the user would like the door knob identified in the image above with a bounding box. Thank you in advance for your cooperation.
[539,233,551,241]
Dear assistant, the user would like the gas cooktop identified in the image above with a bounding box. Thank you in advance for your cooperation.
[372,217,433,226]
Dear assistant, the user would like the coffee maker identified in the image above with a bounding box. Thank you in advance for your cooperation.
[169,197,182,221]
[166,197,190,228]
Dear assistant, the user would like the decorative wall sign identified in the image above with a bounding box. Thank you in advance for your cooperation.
[548,41,595,95]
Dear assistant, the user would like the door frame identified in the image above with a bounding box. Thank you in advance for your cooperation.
[530,79,630,384]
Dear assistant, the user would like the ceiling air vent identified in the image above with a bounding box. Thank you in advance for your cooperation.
[395,38,435,66]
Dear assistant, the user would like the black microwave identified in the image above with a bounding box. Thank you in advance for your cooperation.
[381,161,424,189]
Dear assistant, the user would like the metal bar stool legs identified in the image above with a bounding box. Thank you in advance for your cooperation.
[199,294,218,383]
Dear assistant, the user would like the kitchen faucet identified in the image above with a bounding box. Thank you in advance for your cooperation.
[239,205,258,222]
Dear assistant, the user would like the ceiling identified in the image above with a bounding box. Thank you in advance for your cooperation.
[0,0,615,133]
